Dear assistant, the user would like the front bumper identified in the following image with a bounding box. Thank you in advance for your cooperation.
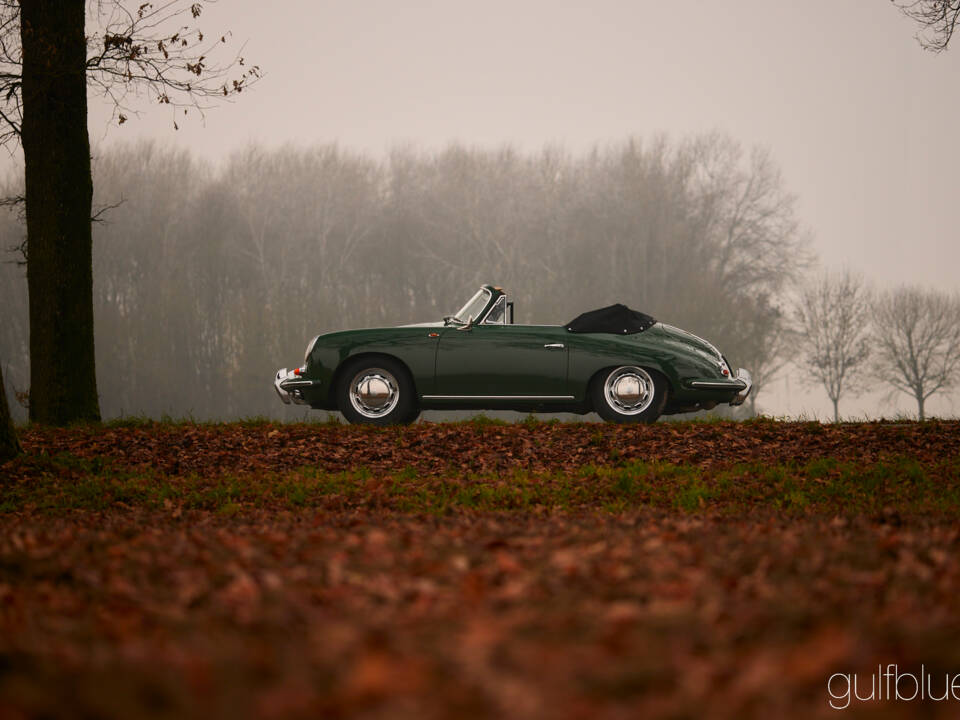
[274,368,320,406]
[688,367,753,406]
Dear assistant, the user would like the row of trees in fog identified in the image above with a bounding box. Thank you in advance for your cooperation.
[2,134,956,423]
[1,133,806,420]
[794,273,960,421]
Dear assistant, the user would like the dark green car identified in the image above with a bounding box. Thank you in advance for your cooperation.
[274,285,751,425]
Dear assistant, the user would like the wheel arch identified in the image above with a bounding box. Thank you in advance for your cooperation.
[328,351,419,407]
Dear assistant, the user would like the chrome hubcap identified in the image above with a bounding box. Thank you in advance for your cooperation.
[603,366,654,415]
[349,368,399,418]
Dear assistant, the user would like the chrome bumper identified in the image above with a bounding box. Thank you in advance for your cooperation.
[688,367,753,406]
[274,368,319,406]
[728,368,752,406]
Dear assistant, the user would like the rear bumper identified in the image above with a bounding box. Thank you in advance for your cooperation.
[688,367,753,406]
[728,368,752,406]
[274,368,320,406]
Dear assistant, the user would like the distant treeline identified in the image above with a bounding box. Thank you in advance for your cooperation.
[0,133,807,420]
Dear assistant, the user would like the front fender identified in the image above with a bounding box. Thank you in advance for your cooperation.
[306,327,441,407]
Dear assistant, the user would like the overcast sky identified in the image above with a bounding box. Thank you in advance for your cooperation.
[20,0,960,418]
[78,0,956,291]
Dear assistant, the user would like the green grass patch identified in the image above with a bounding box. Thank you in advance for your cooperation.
[2,451,958,517]
[105,415,158,429]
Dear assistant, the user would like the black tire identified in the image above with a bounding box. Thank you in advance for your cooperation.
[399,405,422,424]
[591,366,667,424]
[336,357,418,426]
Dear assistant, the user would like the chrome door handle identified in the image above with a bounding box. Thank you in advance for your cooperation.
[543,343,565,349]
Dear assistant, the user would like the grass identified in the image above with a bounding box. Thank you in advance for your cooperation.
[18,413,960,437]
[3,451,958,517]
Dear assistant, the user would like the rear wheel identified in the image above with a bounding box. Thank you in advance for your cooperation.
[591,366,667,424]
[337,358,418,426]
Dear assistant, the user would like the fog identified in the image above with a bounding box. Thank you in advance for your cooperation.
[2,0,958,421]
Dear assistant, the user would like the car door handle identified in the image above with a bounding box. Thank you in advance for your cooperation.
[543,343,565,349]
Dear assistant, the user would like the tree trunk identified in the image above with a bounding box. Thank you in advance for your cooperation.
[20,1,100,425]
[917,394,926,422]
[832,397,839,424]
[0,363,21,462]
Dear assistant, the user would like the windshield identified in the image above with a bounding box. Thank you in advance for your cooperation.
[483,295,506,324]
[451,288,491,325]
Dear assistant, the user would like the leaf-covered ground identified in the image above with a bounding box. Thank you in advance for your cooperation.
[16,417,960,478]
[2,420,960,719]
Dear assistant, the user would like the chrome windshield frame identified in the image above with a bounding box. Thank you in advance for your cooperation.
[482,295,507,325]
[451,287,492,326]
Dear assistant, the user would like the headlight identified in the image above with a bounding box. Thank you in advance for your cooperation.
[304,335,320,365]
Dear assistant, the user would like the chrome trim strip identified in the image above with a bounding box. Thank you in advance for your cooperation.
[422,395,575,400]
[689,380,747,390]
[543,343,565,349]
[279,379,319,389]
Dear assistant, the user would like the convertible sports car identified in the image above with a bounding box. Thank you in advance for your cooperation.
[274,285,751,425]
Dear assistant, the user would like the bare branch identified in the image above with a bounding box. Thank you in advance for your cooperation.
[0,191,25,265]
[894,0,960,51]
[0,0,261,148]
[91,196,125,224]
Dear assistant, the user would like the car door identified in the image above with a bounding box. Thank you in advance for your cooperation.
[434,324,569,398]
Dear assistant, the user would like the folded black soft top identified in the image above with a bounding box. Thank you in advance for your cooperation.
[565,304,657,335]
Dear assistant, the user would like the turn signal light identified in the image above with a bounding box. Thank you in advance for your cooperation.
[294,367,303,376]
[721,368,729,376]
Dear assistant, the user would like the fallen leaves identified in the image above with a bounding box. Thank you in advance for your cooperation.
[0,421,959,718]
[0,510,958,718]
[8,418,959,479]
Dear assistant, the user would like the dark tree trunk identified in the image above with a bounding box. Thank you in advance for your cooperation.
[20,0,100,425]
[917,394,926,422]
[832,397,839,424]
[0,363,21,462]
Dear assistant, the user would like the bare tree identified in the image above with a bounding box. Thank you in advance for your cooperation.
[0,361,20,461]
[0,1,258,425]
[894,0,960,51]
[872,286,960,420]
[793,270,872,422]
[686,133,811,299]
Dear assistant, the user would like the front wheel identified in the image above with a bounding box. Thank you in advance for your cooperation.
[591,366,667,424]
[337,358,418,426]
